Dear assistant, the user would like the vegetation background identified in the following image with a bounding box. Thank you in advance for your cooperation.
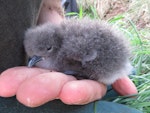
[67,0,150,112]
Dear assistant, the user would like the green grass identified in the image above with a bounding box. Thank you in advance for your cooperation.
[66,2,150,113]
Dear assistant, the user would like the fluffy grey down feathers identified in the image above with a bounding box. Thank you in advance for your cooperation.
[24,19,132,85]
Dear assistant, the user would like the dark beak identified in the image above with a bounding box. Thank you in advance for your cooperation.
[28,55,43,67]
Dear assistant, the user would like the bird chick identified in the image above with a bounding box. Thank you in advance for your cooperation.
[24,19,133,85]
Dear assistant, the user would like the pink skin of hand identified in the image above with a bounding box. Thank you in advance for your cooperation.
[0,67,137,107]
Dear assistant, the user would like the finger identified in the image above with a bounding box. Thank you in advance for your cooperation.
[0,66,50,97]
[16,72,75,107]
[59,80,107,105]
[112,76,138,96]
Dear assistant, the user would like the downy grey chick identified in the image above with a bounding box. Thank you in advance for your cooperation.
[24,19,133,85]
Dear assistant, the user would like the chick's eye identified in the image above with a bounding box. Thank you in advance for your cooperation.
[47,47,51,50]
[47,46,53,52]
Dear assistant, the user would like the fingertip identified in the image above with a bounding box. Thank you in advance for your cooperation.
[112,76,138,96]
[0,68,22,97]
[59,80,107,105]
[0,83,16,97]
[59,81,87,104]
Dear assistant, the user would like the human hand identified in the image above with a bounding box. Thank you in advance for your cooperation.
[0,67,137,107]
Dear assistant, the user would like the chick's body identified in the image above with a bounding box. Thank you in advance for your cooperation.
[56,19,132,84]
[24,19,132,85]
